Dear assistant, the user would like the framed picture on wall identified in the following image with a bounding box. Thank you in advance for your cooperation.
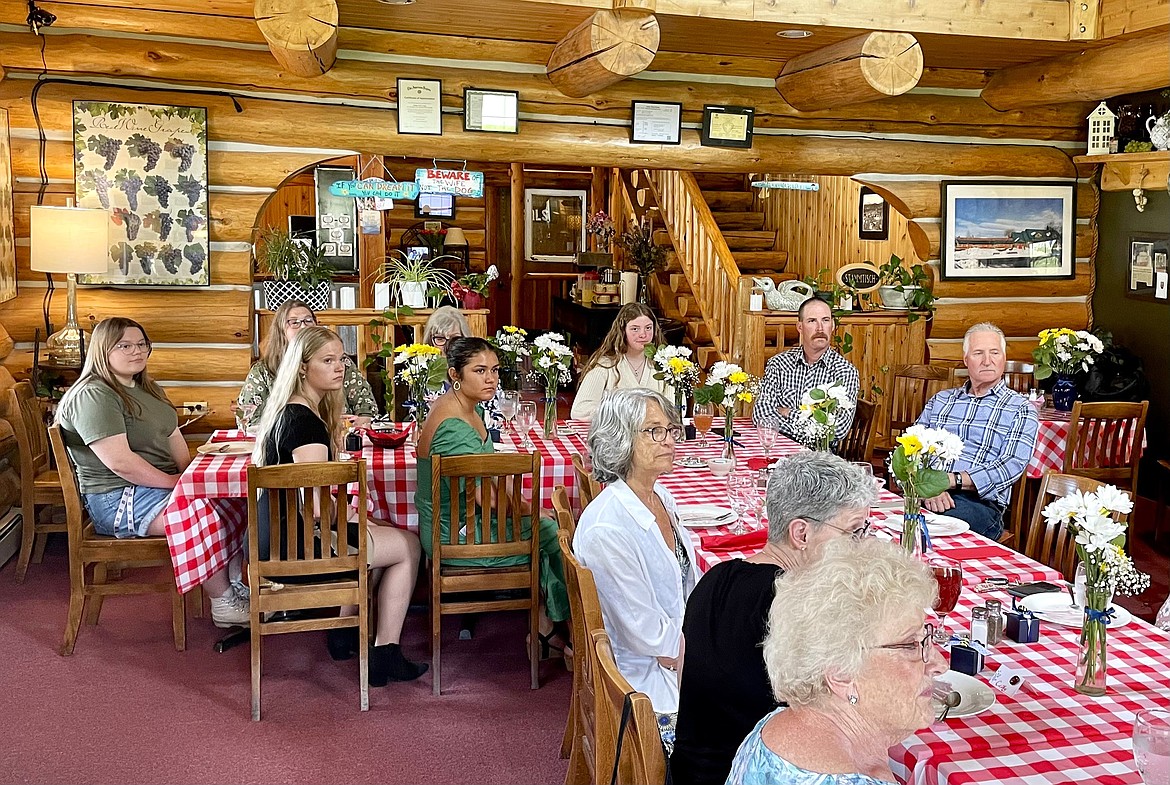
[858,186,889,240]
[630,101,682,145]
[415,192,455,219]
[700,105,754,148]
[463,88,519,133]
[940,181,1076,281]
[1127,233,1169,302]
[396,78,443,136]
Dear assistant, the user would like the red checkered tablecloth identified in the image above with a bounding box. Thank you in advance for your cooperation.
[161,424,592,593]
[1029,409,1072,479]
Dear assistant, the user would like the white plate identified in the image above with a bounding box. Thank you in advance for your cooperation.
[678,504,735,528]
[933,671,996,719]
[924,512,971,537]
[1019,592,1134,629]
[197,440,254,455]
[674,456,706,469]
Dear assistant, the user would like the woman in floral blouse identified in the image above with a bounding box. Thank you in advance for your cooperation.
[236,300,378,429]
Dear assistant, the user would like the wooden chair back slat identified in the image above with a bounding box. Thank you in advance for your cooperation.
[836,398,877,464]
[552,485,576,539]
[571,454,601,510]
[46,424,86,546]
[1022,472,1130,578]
[951,361,1034,394]
[1063,401,1148,491]
[592,629,667,785]
[885,364,956,444]
[6,382,51,477]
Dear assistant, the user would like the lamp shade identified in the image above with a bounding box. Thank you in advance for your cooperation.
[443,226,468,246]
[29,205,110,274]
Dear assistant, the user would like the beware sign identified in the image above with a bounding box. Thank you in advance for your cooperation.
[836,262,882,293]
[415,168,485,198]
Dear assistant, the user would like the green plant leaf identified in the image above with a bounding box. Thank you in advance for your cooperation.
[915,468,952,499]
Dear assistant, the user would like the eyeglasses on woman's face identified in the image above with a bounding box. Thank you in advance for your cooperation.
[806,515,872,540]
[871,623,935,663]
[112,341,152,356]
[284,317,317,329]
[432,333,463,348]
[639,426,683,443]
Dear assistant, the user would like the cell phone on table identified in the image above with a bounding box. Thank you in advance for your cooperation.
[1006,581,1064,598]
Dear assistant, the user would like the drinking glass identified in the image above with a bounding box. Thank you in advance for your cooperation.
[234,402,256,434]
[928,555,963,643]
[726,472,756,535]
[499,391,521,433]
[693,403,714,448]
[1134,709,1170,784]
[757,424,779,460]
[516,401,538,451]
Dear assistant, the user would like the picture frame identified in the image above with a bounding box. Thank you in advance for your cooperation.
[396,78,443,136]
[463,88,519,134]
[940,181,1076,281]
[415,192,456,219]
[1126,233,1169,302]
[630,101,682,145]
[858,186,889,241]
[700,105,754,149]
[423,220,443,232]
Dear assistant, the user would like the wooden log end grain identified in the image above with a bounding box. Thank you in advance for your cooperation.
[254,0,339,78]
[776,31,923,112]
[546,9,660,98]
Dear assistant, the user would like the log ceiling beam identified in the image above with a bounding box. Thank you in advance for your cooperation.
[546,7,660,97]
[254,0,338,77]
[775,31,922,112]
[980,27,1170,109]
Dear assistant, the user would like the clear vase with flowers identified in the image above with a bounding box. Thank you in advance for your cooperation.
[889,425,964,555]
[393,343,448,444]
[529,332,573,437]
[647,344,700,438]
[793,382,854,452]
[491,325,529,393]
[694,361,759,467]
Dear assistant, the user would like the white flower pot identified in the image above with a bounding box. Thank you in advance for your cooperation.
[398,281,427,308]
[373,283,393,310]
[878,285,919,310]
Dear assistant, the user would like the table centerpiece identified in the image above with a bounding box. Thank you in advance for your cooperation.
[647,344,700,438]
[793,381,854,451]
[530,331,573,436]
[890,424,963,555]
[1031,327,1106,412]
[693,361,758,466]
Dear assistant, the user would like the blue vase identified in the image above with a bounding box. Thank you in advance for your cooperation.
[1052,374,1078,412]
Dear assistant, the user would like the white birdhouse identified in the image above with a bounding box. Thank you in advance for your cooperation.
[1087,102,1116,155]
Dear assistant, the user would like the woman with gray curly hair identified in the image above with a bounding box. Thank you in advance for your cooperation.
[671,452,878,785]
[726,538,946,784]
[573,388,696,750]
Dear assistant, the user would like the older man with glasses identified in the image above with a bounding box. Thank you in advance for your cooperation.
[671,451,878,785]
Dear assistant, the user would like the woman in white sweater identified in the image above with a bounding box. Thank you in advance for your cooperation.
[570,303,672,420]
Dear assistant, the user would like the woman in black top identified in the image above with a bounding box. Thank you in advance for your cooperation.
[671,452,877,784]
[251,325,427,685]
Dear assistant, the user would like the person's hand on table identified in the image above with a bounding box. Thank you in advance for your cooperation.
[351,416,372,429]
[924,492,955,513]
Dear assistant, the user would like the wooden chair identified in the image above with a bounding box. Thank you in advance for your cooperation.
[246,459,370,721]
[1000,473,1030,550]
[835,398,877,465]
[552,484,577,539]
[430,451,542,695]
[571,453,601,510]
[950,361,1035,394]
[1022,472,1129,579]
[559,530,605,784]
[592,629,667,785]
[2,381,65,583]
[1063,400,1148,492]
[48,424,186,656]
[879,364,956,450]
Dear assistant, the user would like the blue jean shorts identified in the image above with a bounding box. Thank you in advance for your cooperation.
[83,486,173,538]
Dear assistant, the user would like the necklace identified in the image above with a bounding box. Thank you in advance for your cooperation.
[628,356,647,381]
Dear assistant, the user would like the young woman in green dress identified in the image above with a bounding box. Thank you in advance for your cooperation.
[415,337,571,655]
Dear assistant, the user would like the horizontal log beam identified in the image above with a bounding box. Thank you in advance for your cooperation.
[547,8,660,97]
[254,0,338,78]
[928,337,1039,363]
[855,179,1098,221]
[2,346,252,382]
[776,32,922,112]
[931,299,1090,339]
[931,261,1094,298]
[981,29,1170,110]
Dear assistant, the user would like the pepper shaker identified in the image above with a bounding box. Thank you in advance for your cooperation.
[984,599,1004,646]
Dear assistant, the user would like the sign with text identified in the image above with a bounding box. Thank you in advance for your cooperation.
[415,167,484,198]
[836,262,882,293]
[329,177,419,200]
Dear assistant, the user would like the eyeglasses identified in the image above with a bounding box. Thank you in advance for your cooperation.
[284,317,317,328]
[112,341,152,355]
[640,426,683,443]
[431,334,463,348]
[871,624,935,663]
[808,516,872,540]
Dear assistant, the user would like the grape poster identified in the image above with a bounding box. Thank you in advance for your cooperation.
[73,101,209,286]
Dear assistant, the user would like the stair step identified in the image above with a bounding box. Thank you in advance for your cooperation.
[723,231,776,251]
[703,190,755,211]
[662,249,682,272]
[733,250,790,272]
[696,345,721,368]
[712,212,766,231]
[692,172,747,190]
[677,295,702,318]
[686,321,712,343]
[669,273,692,294]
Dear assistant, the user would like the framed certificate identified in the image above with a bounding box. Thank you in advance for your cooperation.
[630,101,682,145]
[397,78,443,136]
[701,105,754,148]
[463,88,519,133]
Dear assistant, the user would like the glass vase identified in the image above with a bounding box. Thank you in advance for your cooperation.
[720,408,736,468]
[1074,587,1109,696]
[543,392,558,438]
[1052,373,1078,412]
[675,394,689,442]
[902,494,925,557]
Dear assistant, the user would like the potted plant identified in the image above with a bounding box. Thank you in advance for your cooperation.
[255,227,334,311]
[370,250,458,309]
[876,254,936,322]
[619,217,666,303]
[451,264,499,310]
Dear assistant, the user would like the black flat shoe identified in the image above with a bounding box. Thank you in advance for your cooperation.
[326,627,359,661]
[369,643,429,686]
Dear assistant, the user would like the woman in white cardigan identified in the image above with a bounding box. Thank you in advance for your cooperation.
[570,303,672,420]
[573,388,697,752]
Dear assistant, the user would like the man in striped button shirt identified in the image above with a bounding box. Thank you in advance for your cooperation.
[915,322,1039,539]
[752,297,859,443]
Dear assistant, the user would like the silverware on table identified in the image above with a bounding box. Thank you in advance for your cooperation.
[936,690,961,722]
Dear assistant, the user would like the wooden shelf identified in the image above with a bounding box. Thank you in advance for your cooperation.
[1074,150,1170,192]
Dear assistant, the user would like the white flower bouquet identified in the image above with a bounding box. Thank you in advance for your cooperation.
[491,324,529,391]
[1032,328,1106,379]
[393,342,448,431]
[529,331,573,435]
[794,382,854,451]
[891,424,964,552]
[648,344,700,420]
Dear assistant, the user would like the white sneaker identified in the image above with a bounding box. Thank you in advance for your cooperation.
[210,591,251,628]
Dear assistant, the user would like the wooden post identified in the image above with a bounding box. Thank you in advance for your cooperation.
[1069,0,1101,40]
[590,166,607,247]
[546,8,660,98]
[510,163,525,328]
[775,32,923,112]
[254,0,338,78]
[355,153,382,309]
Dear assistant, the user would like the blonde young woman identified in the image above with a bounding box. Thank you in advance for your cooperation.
[251,326,427,684]
[570,303,672,420]
[236,300,378,429]
[55,317,249,628]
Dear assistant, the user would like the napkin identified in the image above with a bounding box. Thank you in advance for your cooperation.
[745,457,771,472]
[933,545,1005,561]
[701,528,768,553]
[211,430,254,443]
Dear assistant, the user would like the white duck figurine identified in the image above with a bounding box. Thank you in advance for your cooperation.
[752,277,815,311]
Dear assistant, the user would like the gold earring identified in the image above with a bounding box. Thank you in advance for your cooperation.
[452,380,461,392]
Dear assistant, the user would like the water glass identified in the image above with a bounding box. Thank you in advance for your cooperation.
[234,402,256,434]
[757,424,779,459]
[516,401,538,451]
[500,391,521,432]
[1135,709,1170,784]
[726,473,757,535]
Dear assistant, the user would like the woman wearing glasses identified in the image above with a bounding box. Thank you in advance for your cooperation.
[55,317,250,628]
[573,388,696,751]
[726,538,946,784]
[671,452,877,785]
[570,304,672,420]
[236,300,378,429]
[421,306,471,351]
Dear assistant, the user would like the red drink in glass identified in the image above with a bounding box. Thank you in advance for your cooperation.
[930,557,963,642]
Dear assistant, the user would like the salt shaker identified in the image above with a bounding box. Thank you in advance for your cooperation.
[984,599,1004,646]
[970,606,989,646]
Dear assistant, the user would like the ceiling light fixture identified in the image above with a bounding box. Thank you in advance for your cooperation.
[776,29,812,39]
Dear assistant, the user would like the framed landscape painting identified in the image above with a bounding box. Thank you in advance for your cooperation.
[940,181,1076,281]
[73,101,210,286]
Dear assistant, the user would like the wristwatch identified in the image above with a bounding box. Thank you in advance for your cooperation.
[952,471,963,490]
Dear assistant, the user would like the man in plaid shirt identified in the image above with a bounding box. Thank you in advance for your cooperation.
[752,297,859,442]
[915,322,1039,539]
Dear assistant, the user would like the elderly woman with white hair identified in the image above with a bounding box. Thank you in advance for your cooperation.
[671,451,878,785]
[726,538,946,784]
[573,388,696,750]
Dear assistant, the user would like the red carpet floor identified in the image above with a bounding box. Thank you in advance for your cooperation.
[0,539,571,785]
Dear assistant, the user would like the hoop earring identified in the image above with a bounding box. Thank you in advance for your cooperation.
[452,380,461,392]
